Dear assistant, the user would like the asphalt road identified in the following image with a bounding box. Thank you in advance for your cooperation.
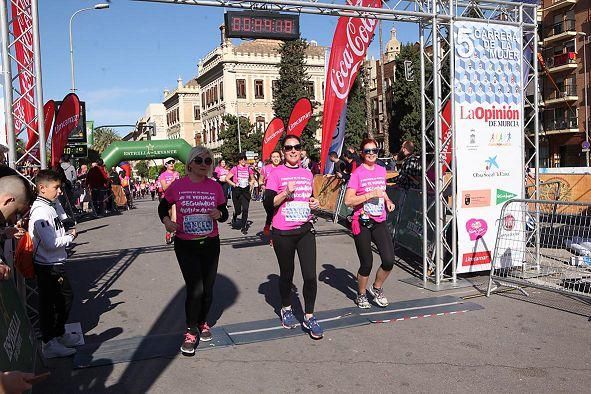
[36,197,591,393]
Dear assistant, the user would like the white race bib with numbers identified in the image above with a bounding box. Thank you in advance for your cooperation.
[238,178,249,188]
[183,214,213,236]
[364,197,384,217]
[283,201,311,222]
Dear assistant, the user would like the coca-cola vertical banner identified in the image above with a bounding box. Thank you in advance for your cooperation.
[11,0,36,139]
[51,94,81,167]
[26,100,56,157]
[262,117,285,161]
[320,0,382,173]
[287,97,313,138]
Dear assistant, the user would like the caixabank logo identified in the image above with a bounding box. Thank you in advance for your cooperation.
[472,155,510,178]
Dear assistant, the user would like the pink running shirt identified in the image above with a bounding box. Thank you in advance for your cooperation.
[262,164,280,185]
[347,164,387,223]
[158,170,180,191]
[266,165,313,231]
[229,165,253,188]
[164,176,226,240]
[214,166,230,181]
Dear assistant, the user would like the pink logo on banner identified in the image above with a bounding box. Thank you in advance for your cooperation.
[503,214,515,231]
[466,218,488,241]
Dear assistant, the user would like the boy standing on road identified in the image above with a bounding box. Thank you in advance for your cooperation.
[29,170,80,359]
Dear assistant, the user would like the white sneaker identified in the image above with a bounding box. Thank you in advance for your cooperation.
[58,332,82,348]
[42,338,76,358]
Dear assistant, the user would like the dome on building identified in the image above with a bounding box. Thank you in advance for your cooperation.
[384,28,401,62]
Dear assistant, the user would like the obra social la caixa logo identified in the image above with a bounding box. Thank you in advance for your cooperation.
[472,155,510,178]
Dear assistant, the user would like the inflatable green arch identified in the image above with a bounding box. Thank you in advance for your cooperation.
[101,140,193,169]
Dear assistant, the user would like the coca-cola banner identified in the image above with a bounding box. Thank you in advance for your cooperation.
[11,0,36,140]
[51,94,80,167]
[320,0,382,173]
[25,100,55,155]
[287,97,313,138]
[262,117,285,161]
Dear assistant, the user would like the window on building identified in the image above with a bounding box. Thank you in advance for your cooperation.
[219,81,224,101]
[194,106,201,121]
[255,116,266,132]
[214,86,218,103]
[255,80,264,99]
[202,93,205,108]
[272,80,278,98]
[236,79,246,99]
[305,81,315,99]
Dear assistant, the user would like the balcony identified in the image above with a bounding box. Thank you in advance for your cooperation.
[544,117,579,134]
[544,85,578,105]
[543,20,577,45]
[543,0,577,13]
[546,52,578,73]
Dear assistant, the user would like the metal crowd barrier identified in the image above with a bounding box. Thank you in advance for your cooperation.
[487,199,591,301]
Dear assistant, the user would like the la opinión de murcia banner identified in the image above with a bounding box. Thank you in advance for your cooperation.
[51,93,80,167]
[287,97,313,138]
[262,117,285,161]
[11,0,36,142]
[453,21,525,273]
[320,0,382,173]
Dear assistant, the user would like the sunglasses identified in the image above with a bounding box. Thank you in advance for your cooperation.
[363,148,379,155]
[283,144,302,152]
[192,157,213,165]
[166,161,175,165]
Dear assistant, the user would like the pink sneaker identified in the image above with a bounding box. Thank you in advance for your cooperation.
[180,330,198,356]
[199,322,212,342]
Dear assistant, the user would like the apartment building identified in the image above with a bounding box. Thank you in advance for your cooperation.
[540,0,590,167]
[162,77,202,146]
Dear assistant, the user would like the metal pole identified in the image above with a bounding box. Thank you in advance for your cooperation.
[449,2,457,283]
[237,109,242,153]
[432,1,442,286]
[419,22,428,286]
[0,0,16,168]
[69,7,98,93]
[582,33,589,167]
[31,0,46,169]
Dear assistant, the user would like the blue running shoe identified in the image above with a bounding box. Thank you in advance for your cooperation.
[281,308,298,329]
[302,315,324,339]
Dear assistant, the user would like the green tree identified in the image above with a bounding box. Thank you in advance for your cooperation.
[344,67,368,150]
[218,115,263,161]
[273,39,319,155]
[92,127,121,154]
[135,160,149,179]
[173,162,186,177]
[148,165,163,181]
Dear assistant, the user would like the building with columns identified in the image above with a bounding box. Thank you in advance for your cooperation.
[196,28,326,153]
[162,77,202,145]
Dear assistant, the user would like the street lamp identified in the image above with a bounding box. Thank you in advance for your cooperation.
[578,32,589,167]
[69,3,109,92]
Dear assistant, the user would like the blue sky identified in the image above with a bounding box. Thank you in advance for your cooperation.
[39,0,419,135]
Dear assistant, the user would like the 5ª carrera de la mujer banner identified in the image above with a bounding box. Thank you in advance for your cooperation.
[454,21,525,273]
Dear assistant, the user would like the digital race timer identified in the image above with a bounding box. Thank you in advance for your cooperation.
[224,11,300,40]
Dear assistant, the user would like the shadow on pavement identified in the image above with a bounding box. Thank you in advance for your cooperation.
[318,264,358,301]
[258,274,304,320]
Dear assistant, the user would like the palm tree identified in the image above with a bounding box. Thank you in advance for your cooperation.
[92,127,121,153]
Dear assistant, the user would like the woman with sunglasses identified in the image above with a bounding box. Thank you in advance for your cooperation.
[263,135,323,339]
[344,138,396,309]
[158,146,228,356]
[158,158,180,244]
[226,153,254,235]
[260,150,282,237]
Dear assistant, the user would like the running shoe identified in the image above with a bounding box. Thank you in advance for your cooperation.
[241,227,248,235]
[57,332,82,348]
[180,330,198,356]
[199,322,212,342]
[280,308,298,329]
[302,315,324,339]
[263,224,271,237]
[355,293,371,309]
[165,232,174,245]
[368,285,389,307]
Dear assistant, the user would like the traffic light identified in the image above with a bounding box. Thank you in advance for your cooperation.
[149,122,157,137]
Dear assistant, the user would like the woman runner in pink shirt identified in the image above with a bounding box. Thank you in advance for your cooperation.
[226,153,255,234]
[158,146,228,356]
[260,150,282,236]
[263,135,323,339]
[344,138,396,309]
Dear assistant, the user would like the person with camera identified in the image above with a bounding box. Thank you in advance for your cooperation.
[344,138,396,309]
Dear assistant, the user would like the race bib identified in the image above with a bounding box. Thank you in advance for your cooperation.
[183,214,214,236]
[238,178,249,188]
[364,197,384,217]
[283,201,311,222]
[219,175,227,182]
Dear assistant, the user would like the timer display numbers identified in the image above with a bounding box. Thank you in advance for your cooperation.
[224,11,300,40]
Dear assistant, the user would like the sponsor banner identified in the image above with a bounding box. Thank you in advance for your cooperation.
[26,100,56,158]
[287,97,313,138]
[454,21,525,273]
[324,99,348,175]
[319,0,382,173]
[11,0,36,140]
[51,93,81,167]
[261,117,285,161]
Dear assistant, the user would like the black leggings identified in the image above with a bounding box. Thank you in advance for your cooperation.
[264,204,274,226]
[232,186,251,227]
[34,264,74,342]
[271,228,317,314]
[173,236,220,329]
[353,221,395,277]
